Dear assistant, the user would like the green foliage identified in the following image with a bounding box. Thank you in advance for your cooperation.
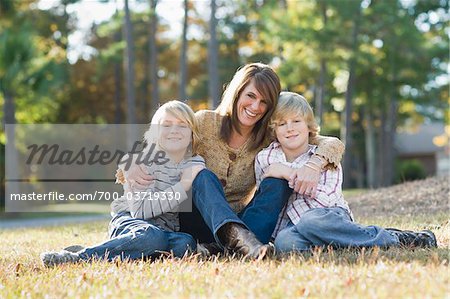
[0,0,447,188]
[395,159,427,183]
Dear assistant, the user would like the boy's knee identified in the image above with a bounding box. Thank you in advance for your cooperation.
[138,227,169,249]
[274,229,296,253]
[297,209,335,232]
[180,233,197,251]
[171,233,197,257]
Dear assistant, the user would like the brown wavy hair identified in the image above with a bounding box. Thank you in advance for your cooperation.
[216,63,281,151]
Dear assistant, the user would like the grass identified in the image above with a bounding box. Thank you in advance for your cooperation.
[1,212,449,299]
[0,203,109,220]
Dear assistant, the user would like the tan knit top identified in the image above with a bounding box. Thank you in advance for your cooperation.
[195,110,345,213]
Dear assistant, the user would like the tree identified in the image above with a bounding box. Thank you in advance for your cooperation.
[0,0,69,208]
[179,0,189,101]
[123,0,137,125]
[148,0,159,114]
[341,1,362,189]
[208,0,220,108]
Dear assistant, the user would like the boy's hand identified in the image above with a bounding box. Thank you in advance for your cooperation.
[262,163,293,180]
[289,166,320,198]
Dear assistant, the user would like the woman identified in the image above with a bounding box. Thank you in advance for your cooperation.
[120,63,344,259]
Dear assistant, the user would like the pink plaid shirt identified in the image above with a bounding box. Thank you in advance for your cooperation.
[255,142,353,240]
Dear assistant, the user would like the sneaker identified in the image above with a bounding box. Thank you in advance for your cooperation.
[41,250,80,267]
[63,245,85,253]
[386,228,437,248]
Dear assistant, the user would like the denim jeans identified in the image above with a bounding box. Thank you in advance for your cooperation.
[274,207,399,253]
[179,169,292,245]
[78,213,196,261]
[239,177,292,243]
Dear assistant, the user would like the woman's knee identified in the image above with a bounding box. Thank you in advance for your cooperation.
[259,177,290,190]
[192,169,218,187]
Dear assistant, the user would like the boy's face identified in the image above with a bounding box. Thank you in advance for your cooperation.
[274,114,310,156]
[158,112,192,155]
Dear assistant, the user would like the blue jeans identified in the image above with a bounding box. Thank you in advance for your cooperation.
[78,213,196,261]
[179,169,292,245]
[274,207,399,253]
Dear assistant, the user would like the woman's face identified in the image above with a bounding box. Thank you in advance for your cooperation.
[158,112,192,156]
[236,80,269,131]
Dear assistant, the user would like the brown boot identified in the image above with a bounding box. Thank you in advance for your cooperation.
[217,223,273,260]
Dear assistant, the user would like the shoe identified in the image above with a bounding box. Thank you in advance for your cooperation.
[386,228,437,248]
[41,250,80,267]
[197,242,223,257]
[64,245,85,253]
[217,223,273,259]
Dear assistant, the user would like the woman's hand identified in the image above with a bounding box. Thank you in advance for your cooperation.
[288,164,320,198]
[180,165,205,191]
[118,160,154,191]
[262,163,293,180]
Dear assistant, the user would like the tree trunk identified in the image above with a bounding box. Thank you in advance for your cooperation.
[208,0,220,109]
[3,90,15,126]
[378,108,387,186]
[123,0,136,125]
[179,0,188,101]
[315,1,328,126]
[149,0,159,115]
[364,99,376,188]
[114,5,122,124]
[316,59,326,126]
[383,42,398,186]
[342,2,361,188]
[3,90,20,210]
[123,0,138,147]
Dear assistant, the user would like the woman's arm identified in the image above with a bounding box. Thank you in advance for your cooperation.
[115,152,154,190]
[309,135,345,169]
[128,164,205,220]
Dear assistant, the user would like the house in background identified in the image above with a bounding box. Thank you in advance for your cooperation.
[395,122,449,177]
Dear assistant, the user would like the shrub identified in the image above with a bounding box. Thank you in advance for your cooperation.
[395,159,426,183]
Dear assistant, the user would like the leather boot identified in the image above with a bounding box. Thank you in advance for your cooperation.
[217,223,273,259]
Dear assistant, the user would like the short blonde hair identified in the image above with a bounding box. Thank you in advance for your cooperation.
[144,100,199,154]
[271,92,319,139]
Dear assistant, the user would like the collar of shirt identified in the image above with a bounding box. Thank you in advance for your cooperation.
[269,142,318,166]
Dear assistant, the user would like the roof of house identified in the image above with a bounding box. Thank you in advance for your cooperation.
[395,122,447,155]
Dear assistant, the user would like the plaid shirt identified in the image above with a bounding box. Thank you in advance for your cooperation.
[255,142,353,240]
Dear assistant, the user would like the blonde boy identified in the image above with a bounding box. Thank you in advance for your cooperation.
[255,92,436,252]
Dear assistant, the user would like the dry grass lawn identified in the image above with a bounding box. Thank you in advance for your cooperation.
[1,176,449,298]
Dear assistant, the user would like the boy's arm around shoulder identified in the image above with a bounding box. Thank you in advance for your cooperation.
[255,145,292,187]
